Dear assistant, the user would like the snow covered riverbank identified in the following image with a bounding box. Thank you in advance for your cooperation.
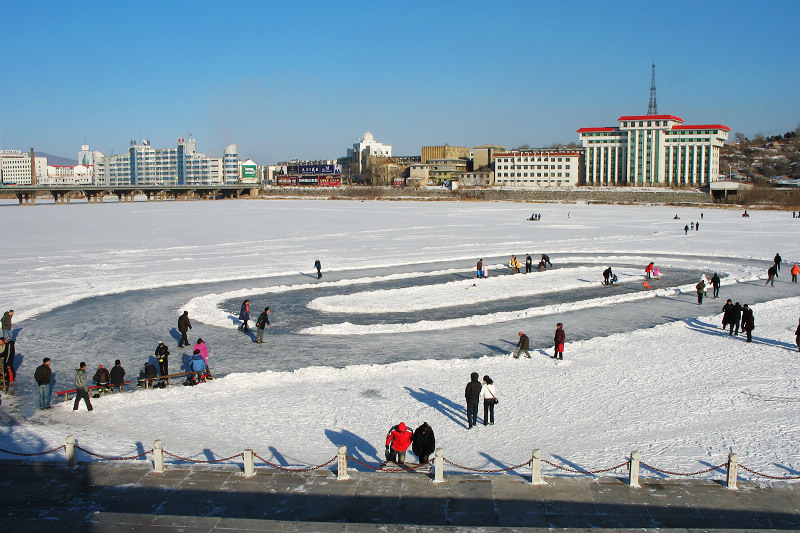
[1,200,799,481]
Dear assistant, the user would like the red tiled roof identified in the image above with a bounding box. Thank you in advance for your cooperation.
[576,127,618,133]
[618,115,684,122]
[672,124,731,132]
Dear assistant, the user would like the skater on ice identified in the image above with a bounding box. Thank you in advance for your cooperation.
[710,273,721,298]
[766,264,778,286]
[238,300,250,331]
[178,311,192,347]
[774,253,782,272]
[314,259,322,279]
[255,307,271,344]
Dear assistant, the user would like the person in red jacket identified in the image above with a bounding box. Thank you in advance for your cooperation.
[553,323,565,360]
[645,262,654,279]
[385,422,413,463]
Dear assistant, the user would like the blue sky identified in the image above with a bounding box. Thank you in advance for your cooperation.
[1,1,798,163]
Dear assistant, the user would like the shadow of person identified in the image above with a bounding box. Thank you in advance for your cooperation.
[684,318,797,349]
[404,386,466,427]
[169,328,182,345]
[478,451,529,480]
[479,343,508,354]
[324,428,379,468]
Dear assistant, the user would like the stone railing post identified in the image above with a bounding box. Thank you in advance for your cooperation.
[243,449,255,477]
[629,451,640,488]
[337,446,349,480]
[433,448,444,483]
[153,439,164,473]
[66,435,76,468]
[531,449,544,485]
[727,452,738,490]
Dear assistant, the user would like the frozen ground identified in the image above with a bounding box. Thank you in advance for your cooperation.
[1,199,799,481]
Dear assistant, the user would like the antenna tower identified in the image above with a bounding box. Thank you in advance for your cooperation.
[647,63,658,115]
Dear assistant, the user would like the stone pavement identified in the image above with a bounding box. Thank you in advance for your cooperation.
[1,460,799,532]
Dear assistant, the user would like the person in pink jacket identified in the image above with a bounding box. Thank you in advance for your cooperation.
[193,338,211,377]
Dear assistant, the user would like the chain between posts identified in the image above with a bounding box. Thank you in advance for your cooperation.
[0,445,66,456]
[252,452,337,472]
[75,445,153,461]
[162,451,244,464]
[348,455,432,472]
[541,459,630,475]
[639,461,726,477]
[739,464,800,480]
[444,457,533,473]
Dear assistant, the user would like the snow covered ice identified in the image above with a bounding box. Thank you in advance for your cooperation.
[2,198,799,481]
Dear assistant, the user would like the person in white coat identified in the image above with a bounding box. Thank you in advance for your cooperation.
[482,375,497,426]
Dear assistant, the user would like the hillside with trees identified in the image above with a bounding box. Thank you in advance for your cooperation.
[722,125,800,183]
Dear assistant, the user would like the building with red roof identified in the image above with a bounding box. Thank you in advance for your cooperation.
[577,114,730,187]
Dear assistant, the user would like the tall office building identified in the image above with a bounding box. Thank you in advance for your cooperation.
[578,115,730,187]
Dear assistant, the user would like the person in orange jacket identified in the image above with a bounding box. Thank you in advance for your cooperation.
[791,264,799,283]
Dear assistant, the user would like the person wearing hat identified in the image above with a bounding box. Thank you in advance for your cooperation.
[155,341,170,377]
[143,360,158,388]
[385,422,413,463]
[109,359,126,392]
[514,332,530,358]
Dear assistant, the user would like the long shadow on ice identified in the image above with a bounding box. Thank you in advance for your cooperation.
[404,387,465,428]
[478,451,528,480]
[684,318,797,350]
[478,342,508,355]
[324,429,379,466]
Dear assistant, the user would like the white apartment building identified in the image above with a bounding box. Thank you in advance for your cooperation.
[347,132,392,175]
[0,150,47,185]
[44,164,93,186]
[493,149,582,187]
[578,114,730,186]
[93,139,237,186]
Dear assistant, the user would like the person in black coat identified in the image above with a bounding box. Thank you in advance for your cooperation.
[710,273,721,298]
[109,359,126,392]
[741,304,755,343]
[795,318,800,352]
[464,372,482,429]
[143,361,158,387]
[731,302,742,336]
[722,299,734,332]
[774,253,782,272]
[766,265,778,286]
[314,259,322,279]
[603,267,613,285]
[178,311,192,347]
[93,364,111,391]
[412,422,436,464]
[155,341,170,376]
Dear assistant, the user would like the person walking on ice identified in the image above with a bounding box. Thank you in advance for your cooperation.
[255,307,271,344]
[696,279,706,305]
[514,331,530,358]
[710,273,721,298]
[73,362,93,412]
[553,323,565,360]
[774,253,782,272]
[238,300,250,331]
[766,264,778,286]
[741,304,755,343]
[482,375,497,425]
[314,259,322,279]
[791,264,799,283]
[34,358,52,410]
[178,311,192,347]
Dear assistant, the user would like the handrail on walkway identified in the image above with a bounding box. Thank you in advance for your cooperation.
[1,437,799,491]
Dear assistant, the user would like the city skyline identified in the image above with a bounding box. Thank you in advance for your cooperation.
[1,1,798,164]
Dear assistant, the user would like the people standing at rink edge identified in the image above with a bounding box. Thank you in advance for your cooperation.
[155,341,170,376]
[34,358,52,410]
[384,422,412,463]
[482,375,497,426]
[412,422,435,463]
[553,323,565,360]
[741,304,755,343]
[464,372,482,429]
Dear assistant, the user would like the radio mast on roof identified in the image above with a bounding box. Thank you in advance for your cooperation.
[647,62,658,115]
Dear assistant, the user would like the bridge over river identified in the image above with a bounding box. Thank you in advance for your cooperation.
[0,185,261,204]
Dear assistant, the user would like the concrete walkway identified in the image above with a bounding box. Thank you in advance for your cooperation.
[1,461,799,532]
